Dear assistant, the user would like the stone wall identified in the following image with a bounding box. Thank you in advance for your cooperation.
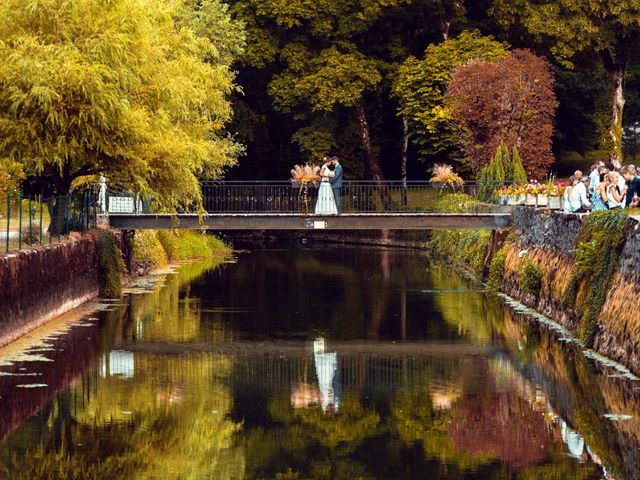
[0,235,99,347]
[503,208,640,374]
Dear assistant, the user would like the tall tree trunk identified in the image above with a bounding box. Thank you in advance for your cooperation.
[401,117,409,207]
[440,20,451,41]
[606,63,626,165]
[356,100,390,209]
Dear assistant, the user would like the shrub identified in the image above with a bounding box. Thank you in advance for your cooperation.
[511,147,527,184]
[486,247,508,291]
[156,230,230,261]
[20,223,40,244]
[132,230,167,273]
[519,258,541,295]
[156,230,180,261]
[429,193,492,278]
[174,231,229,260]
[95,229,124,298]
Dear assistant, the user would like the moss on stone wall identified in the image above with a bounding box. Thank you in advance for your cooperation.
[93,230,124,298]
[562,210,629,346]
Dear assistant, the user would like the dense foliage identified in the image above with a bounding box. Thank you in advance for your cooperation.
[447,50,558,178]
[2,0,639,188]
[0,0,243,208]
[492,0,640,164]
[228,1,640,181]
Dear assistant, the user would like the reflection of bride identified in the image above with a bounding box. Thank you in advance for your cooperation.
[289,338,341,413]
[313,338,340,413]
[315,158,338,215]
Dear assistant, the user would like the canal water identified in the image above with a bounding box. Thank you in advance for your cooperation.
[0,248,639,479]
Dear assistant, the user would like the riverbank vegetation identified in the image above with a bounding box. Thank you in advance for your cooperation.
[427,194,492,278]
[132,230,230,275]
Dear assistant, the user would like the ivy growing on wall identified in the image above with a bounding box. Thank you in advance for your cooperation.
[563,210,629,346]
[486,246,508,291]
[94,230,125,298]
[519,258,542,296]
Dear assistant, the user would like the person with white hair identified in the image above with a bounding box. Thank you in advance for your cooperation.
[568,177,591,213]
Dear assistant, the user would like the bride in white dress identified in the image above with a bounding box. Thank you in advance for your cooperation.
[315,158,338,215]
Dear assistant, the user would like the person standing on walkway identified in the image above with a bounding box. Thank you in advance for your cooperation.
[330,157,343,213]
[569,177,591,213]
[606,171,626,210]
[591,173,609,211]
[315,157,338,215]
[621,166,640,207]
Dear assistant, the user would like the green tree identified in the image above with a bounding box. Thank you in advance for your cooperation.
[511,146,527,183]
[0,0,244,209]
[233,0,399,183]
[491,0,640,163]
[392,30,509,170]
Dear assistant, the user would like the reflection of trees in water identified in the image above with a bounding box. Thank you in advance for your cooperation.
[498,307,640,479]
[0,353,244,479]
[233,352,599,479]
[0,258,241,479]
[126,258,232,343]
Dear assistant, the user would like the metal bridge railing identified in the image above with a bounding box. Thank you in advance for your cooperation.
[199,181,510,214]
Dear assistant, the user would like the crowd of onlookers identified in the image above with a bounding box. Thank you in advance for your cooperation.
[563,161,640,213]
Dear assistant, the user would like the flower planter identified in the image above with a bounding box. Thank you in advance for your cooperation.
[536,194,548,207]
[525,194,537,206]
[507,194,526,205]
[548,196,562,210]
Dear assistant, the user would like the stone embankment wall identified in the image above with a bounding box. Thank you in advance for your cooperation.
[0,235,100,348]
[499,208,640,373]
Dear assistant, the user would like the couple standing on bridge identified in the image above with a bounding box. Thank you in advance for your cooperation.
[314,157,343,215]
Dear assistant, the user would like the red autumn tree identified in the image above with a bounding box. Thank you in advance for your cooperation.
[446,49,558,179]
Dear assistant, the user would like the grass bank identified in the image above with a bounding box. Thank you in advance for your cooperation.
[131,230,230,275]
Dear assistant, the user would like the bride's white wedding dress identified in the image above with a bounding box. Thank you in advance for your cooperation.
[315,166,338,215]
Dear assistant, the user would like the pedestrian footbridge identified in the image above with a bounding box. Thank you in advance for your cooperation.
[106,181,512,231]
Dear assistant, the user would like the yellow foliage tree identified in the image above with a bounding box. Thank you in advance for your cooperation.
[0,0,244,209]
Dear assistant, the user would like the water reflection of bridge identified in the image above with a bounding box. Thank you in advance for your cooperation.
[122,340,498,392]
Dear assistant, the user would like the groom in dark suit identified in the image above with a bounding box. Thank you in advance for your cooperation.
[330,157,343,212]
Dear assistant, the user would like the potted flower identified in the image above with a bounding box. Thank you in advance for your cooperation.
[429,164,464,192]
[494,185,517,205]
[523,181,544,206]
[547,181,566,210]
[503,184,526,205]
[290,164,321,212]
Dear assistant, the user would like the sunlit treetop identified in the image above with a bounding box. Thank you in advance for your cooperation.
[0,0,244,209]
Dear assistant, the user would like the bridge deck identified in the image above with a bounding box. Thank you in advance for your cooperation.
[108,212,511,230]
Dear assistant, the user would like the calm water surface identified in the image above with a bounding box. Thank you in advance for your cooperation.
[0,248,639,479]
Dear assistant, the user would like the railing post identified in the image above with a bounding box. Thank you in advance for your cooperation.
[18,193,22,251]
[39,195,43,246]
[28,195,33,245]
[57,194,62,243]
[5,193,9,253]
